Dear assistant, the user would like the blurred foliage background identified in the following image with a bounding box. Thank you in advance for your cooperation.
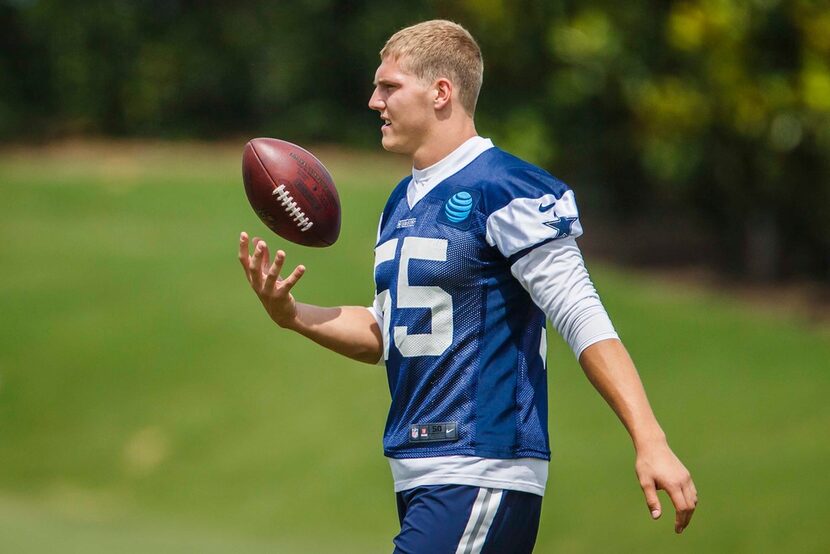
[2,0,829,282]
[2,2,829,552]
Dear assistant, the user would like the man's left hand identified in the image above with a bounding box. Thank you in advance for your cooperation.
[635,440,698,534]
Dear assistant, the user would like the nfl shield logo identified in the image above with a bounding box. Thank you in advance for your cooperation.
[411,426,419,439]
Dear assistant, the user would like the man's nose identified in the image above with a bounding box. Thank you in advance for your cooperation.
[368,90,384,111]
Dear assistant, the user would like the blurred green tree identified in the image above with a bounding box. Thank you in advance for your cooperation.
[448,0,829,280]
[0,0,827,280]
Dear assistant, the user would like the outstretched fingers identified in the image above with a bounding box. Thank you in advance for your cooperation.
[238,234,305,325]
[249,237,269,288]
[238,232,255,283]
[281,264,306,291]
[264,250,287,290]
[258,238,271,270]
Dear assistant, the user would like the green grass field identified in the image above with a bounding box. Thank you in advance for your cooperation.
[1,142,828,553]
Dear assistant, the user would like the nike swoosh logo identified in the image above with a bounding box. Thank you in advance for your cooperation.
[539,202,555,212]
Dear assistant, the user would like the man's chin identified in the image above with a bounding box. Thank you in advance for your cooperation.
[381,137,407,154]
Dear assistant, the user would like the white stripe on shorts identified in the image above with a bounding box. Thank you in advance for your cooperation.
[455,487,504,554]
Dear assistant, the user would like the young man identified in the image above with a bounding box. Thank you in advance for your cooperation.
[239,20,697,554]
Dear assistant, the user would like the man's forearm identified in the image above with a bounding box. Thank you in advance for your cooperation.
[282,303,383,364]
[578,338,665,449]
[578,337,697,533]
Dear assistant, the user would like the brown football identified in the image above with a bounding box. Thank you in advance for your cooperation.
[242,138,341,247]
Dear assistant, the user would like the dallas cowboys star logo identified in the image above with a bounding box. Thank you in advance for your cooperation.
[543,216,578,238]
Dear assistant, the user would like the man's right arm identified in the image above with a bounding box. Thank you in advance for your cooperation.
[239,232,383,364]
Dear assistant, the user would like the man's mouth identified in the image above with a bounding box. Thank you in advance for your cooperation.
[381,117,391,127]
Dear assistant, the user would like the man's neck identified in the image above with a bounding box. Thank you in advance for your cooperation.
[412,120,478,169]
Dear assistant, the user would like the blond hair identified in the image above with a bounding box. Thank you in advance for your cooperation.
[380,20,483,116]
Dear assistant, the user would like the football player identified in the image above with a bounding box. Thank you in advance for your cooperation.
[239,19,697,554]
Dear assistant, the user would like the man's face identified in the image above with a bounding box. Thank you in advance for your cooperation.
[368,56,435,156]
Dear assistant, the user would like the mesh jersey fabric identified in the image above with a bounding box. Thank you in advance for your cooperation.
[373,147,585,460]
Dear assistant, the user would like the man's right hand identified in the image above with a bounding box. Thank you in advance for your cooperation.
[238,232,306,328]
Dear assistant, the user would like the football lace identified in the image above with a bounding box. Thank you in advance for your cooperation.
[272,184,314,232]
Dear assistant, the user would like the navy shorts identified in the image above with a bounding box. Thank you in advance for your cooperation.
[393,485,542,554]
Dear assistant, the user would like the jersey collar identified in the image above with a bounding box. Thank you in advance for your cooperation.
[407,136,494,210]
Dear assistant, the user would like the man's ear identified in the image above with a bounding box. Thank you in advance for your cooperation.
[434,78,452,110]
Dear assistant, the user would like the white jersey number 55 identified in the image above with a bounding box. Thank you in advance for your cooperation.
[374,237,453,359]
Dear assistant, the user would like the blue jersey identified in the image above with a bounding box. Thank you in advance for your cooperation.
[373,147,579,461]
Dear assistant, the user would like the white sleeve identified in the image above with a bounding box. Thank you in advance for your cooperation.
[367,303,383,328]
[365,305,385,365]
[510,237,619,358]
